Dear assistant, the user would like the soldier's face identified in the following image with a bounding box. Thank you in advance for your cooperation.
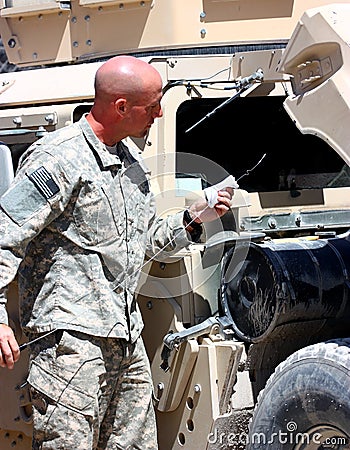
[127,82,163,138]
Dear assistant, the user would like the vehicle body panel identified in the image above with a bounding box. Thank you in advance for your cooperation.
[0,1,349,449]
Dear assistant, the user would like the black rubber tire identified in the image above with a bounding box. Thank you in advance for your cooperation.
[247,339,350,450]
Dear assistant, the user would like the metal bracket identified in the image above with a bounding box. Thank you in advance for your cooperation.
[160,316,233,371]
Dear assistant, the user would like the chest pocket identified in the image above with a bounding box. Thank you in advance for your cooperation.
[73,177,126,246]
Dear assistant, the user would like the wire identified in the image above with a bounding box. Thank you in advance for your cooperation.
[19,329,57,351]
[236,153,267,182]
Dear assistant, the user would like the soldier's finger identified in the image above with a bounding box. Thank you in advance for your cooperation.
[0,341,15,369]
[8,333,20,363]
[216,194,231,207]
[0,353,6,368]
[217,190,232,200]
[225,187,234,197]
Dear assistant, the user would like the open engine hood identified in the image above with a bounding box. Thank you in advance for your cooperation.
[278,4,350,167]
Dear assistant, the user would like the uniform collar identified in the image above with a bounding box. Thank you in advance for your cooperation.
[79,115,122,168]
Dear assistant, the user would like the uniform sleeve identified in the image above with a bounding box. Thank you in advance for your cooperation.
[146,195,193,260]
[0,290,10,325]
[0,147,75,323]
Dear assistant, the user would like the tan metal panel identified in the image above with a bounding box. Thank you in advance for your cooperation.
[2,0,350,67]
[279,4,350,166]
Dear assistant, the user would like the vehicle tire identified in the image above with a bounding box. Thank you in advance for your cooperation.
[246,339,350,450]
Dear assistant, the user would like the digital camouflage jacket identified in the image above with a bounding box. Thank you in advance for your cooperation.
[0,116,191,342]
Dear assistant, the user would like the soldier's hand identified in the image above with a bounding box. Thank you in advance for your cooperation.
[188,188,233,223]
[0,324,20,370]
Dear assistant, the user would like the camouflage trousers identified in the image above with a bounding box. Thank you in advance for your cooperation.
[27,330,157,450]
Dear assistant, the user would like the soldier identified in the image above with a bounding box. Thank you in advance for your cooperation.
[0,55,233,449]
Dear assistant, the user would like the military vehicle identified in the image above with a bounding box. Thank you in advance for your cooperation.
[0,1,349,448]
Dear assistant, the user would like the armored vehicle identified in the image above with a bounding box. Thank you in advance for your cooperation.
[0,1,349,448]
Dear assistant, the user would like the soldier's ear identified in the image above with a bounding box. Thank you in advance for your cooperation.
[115,98,127,116]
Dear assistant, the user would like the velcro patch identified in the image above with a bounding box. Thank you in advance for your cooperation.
[28,166,60,200]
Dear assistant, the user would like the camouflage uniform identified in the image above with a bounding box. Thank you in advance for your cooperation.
[0,116,192,449]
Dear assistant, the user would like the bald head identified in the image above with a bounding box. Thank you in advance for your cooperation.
[94,55,161,106]
[87,55,163,144]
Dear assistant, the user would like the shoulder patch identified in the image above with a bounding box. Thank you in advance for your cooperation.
[28,166,60,200]
[0,176,48,226]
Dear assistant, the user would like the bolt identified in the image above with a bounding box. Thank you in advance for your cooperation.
[86,40,92,46]
[45,114,55,123]
[73,41,79,47]
[45,114,55,124]
[84,15,90,21]
[13,116,22,125]
[200,28,207,38]
[157,382,164,391]
[200,11,206,20]
[194,384,201,393]
[146,301,153,310]
[71,16,77,23]
[8,38,16,49]
[268,217,277,229]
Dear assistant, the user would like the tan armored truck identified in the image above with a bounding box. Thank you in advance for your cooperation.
[0,1,350,449]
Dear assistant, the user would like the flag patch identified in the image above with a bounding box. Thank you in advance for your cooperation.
[28,166,60,199]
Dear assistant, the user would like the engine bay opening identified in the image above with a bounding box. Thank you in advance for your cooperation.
[176,95,349,193]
